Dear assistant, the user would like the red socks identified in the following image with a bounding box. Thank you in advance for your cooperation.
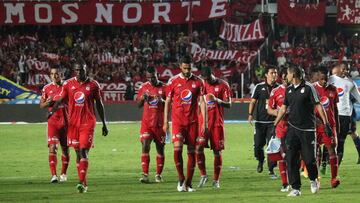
[141,153,150,175]
[214,155,222,181]
[186,152,196,186]
[79,158,88,184]
[196,152,207,176]
[329,154,338,179]
[174,147,185,181]
[61,154,70,175]
[49,153,57,176]
[156,154,164,175]
[279,160,288,185]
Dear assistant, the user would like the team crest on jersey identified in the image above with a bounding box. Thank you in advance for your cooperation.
[49,90,53,94]
[181,89,192,102]
[337,88,344,97]
[301,88,305,93]
[158,90,163,94]
[192,83,196,88]
[74,92,85,104]
[320,96,330,109]
[215,87,219,92]
[86,86,90,91]
[71,86,76,90]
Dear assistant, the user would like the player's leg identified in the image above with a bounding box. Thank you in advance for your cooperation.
[140,136,151,183]
[172,124,186,191]
[285,127,302,195]
[212,150,222,189]
[327,144,340,188]
[320,145,328,175]
[254,123,266,173]
[299,130,319,194]
[349,111,360,163]
[337,116,351,166]
[211,126,224,188]
[266,124,277,178]
[196,131,208,187]
[48,144,58,183]
[184,123,198,192]
[77,148,89,193]
[278,137,289,192]
[154,138,165,183]
[59,127,69,182]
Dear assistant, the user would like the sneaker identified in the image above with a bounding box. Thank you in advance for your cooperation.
[177,181,186,192]
[280,184,291,192]
[331,179,340,188]
[50,175,58,183]
[186,185,196,192]
[59,174,67,182]
[257,161,264,173]
[287,189,301,197]
[310,179,320,194]
[197,175,208,188]
[212,180,220,189]
[155,174,163,183]
[320,164,326,175]
[269,171,278,180]
[76,183,88,193]
[139,174,149,183]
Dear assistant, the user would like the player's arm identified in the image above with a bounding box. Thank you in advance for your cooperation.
[137,92,149,108]
[350,81,360,103]
[248,98,257,125]
[95,97,108,136]
[334,103,340,135]
[267,103,278,117]
[199,95,208,133]
[217,97,231,108]
[274,104,287,126]
[163,97,171,133]
[315,104,329,125]
[48,98,64,118]
[39,90,54,109]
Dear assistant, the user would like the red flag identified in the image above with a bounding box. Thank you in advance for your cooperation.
[277,0,326,27]
[337,0,360,24]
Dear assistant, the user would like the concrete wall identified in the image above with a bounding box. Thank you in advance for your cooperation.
[0,103,249,123]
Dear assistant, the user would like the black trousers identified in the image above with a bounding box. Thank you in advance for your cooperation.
[254,122,276,170]
[337,115,352,165]
[285,126,318,190]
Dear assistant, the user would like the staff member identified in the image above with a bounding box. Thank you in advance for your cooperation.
[274,65,331,197]
[248,65,278,176]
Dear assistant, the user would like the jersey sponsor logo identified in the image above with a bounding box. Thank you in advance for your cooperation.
[148,96,159,106]
[320,96,330,109]
[206,93,216,105]
[337,88,344,97]
[74,91,85,104]
[181,89,192,102]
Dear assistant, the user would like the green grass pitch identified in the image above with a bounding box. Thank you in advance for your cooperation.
[1,123,360,202]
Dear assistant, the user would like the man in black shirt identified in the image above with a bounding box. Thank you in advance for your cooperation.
[248,65,278,176]
[274,65,331,197]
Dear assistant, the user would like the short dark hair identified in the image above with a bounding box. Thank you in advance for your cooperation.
[288,65,303,79]
[201,66,212,76]
[318,66,328,76]
[180,55,192,64]
[265,65,277,75]
[279,66,287,77]
[146,66,157,74]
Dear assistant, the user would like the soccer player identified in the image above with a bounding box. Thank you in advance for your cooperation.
[163,55,207,192]
[196,66,231,189]
[49,61,108,193]
[328,63,360,165]
[137,66,166,183]
[248,65,278,177]
[314,67,340,188]
[267,67,290,192]
[40,67,69,183]
[274,65,331,197]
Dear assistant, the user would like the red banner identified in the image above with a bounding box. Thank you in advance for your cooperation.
[219,19,265,42]
[94,53,133,65]
[277,0,326,27]
[0,0,228,25]
[337,0,360,24]
[191,43,257,64]
[229,0,258,15]
[100,81,143,103]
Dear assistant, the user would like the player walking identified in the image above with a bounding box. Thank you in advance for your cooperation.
[196,66,232,189]
[137,66,166,183]
[40,67,69,183]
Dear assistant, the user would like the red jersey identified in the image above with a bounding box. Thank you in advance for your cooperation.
[167,73,204,125]
[137,81,166,128]
[60,77,101,127]
[41,82,67,125]
[314,82,339,127]
[268,85,286,110]
[204,79,231,128]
